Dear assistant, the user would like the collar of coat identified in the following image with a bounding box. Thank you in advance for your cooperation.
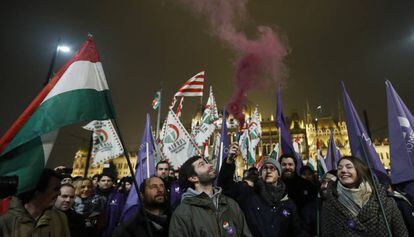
[181,187,228,208]
[324,181,389,232]
[8,197,55,227]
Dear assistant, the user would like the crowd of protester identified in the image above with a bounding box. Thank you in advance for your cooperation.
[1,143,414,236]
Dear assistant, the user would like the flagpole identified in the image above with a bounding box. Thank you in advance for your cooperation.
[146,142,150,179]
[84,132,93,177]
[156,86,162,139]
[111,119,154,237]
[315,119,320,237]
[358,136,392,237]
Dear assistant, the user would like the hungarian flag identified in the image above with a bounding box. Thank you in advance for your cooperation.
[0,36,115,193]
[174,71,205,97]
[152,91,161,110]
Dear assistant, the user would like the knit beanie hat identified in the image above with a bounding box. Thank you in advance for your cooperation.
[260,158,282,175]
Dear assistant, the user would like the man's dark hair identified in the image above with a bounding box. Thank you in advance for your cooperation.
[139,176,163,194]
[18,168,62,204]
[98,173,114,182]
[156,160,170,170]
[178,156,201,191]
[243,167,259,182]
[300,165,314,175]
[278,154,297,165]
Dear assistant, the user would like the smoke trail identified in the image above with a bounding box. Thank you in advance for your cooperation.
[176,0,289,126]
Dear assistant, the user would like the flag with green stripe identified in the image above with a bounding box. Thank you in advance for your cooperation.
[0,36,115,193]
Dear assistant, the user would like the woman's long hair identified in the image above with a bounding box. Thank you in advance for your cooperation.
[337,156,374,190]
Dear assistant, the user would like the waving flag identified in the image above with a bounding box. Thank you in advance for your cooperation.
[239,128,256,166]
[0,36,115,193]
[386,80,414,198]
[176,97,184,118]
[83,120,124,166]
[159,109,198,168]
[325,132,341,171]
[194,87,219,147]
[341,82,385,173]
[248,107,262,149]
[174,71,205,97]
[152,91,161,110]
[316,139,328,176]
[276,86,303,174]
[120,113,155,222]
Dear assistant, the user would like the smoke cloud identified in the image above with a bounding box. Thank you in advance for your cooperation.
[176,0,289,126]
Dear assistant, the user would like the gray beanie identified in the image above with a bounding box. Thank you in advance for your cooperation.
[260,158,282,175]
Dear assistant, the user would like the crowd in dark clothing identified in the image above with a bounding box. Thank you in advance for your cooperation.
[1,147,414,237]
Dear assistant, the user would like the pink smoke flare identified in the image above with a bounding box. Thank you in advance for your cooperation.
[176,0,289,126]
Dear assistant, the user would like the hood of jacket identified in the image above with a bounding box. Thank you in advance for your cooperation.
[181,187,223,209]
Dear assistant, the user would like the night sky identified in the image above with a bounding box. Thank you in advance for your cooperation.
[1,0,414,167]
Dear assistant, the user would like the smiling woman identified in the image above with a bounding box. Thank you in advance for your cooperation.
[321,156,408,237]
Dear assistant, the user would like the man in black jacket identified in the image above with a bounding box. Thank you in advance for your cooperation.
[218,144,308,237]
[279,154,318,211]
[54,183,88,237]
[113,176,169,237]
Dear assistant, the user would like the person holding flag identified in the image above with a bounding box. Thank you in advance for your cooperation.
[218,143,308,237]
[170,155,252,237]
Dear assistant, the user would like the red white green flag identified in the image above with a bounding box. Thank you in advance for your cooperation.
[0,36,115,193]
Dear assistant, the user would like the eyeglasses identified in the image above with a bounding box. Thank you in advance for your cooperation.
[262,165,276,172]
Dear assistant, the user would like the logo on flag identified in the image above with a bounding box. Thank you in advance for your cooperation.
[159,109,198,168]
[83,120,124,167]
[194,87,219,147]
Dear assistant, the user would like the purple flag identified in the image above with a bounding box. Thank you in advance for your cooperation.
[276,86,303,174]
[325,132,341,171]
[386,80,414,189]
[216,108,230,173]
[341,82,385,173]
[120,113,155,222]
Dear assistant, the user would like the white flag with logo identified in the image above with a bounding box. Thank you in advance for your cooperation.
[83,120,124,166]
[159,109,198,168]
[194,87,219,147]
[248,107,262,149]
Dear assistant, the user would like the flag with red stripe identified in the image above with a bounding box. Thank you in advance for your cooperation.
[174,71,205,97]
[0,36,115,193]
[176,97,184,118]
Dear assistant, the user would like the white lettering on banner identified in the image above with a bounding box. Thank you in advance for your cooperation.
[361,133,372,146]
[397,116,414,153]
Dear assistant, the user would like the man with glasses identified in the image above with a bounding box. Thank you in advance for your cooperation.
[218,143,308,237]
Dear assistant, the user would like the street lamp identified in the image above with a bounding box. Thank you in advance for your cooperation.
[44,38,72,85]
[57,45,71,53]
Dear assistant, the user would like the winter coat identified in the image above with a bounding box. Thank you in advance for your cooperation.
[100,189,127,237]
[113,208,169,237]
[0,197,70,237]
[321,181,409,237]
[391,191,414,237]
[60,208,89,237]
[282,174,318,212]
[169,187,252,237]
[162,177,182,211]
[218,161,309,237]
